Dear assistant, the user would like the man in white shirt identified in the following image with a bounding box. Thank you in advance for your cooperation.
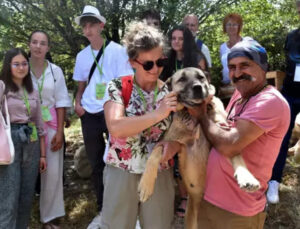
[72,5,133,229]
[182,14,212,68]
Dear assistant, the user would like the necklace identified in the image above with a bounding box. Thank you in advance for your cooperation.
[134,77,159,135]
[227,84,268,121]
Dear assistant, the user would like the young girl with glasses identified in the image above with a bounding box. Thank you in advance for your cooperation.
[0,48,46,229]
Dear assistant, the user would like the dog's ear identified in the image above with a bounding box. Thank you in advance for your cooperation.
[208,84,216,96]
[165,77,173,91]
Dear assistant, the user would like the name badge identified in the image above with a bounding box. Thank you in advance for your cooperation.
[96,83,106,100]
[294,64,300,82]
[41,105,52,122]
[29,122,38,142]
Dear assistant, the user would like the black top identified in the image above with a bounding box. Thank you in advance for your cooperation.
[282,28,300,97]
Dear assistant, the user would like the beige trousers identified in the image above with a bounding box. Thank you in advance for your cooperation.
[100,165,175,229]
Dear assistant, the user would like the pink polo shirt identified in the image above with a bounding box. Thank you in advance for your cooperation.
[204,86,290,216]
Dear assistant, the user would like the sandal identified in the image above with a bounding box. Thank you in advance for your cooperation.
[176,197,188,218]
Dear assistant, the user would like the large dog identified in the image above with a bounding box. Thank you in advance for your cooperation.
[138,67,261,229]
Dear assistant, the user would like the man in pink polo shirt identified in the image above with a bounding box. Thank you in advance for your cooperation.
[188,39,290,228]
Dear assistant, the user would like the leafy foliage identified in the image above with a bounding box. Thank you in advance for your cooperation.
[0,0,299,88]
[199,0,300,84]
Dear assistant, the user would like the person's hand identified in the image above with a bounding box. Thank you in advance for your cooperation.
[65,118,71,128]
[157,91,177,119]
[39,157,47,173]
[158,141,181,164]
[75,103,85,117]
[187,94,213,120]
[51,131,64,151]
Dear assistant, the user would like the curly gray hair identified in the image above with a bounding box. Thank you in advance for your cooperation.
[122,21,168,60]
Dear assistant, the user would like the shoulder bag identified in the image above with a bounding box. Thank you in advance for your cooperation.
[0,94,15,165]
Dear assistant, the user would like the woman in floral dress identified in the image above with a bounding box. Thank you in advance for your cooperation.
[102,21,178,229]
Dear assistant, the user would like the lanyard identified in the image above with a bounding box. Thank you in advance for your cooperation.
[91,39,106,77]
[227,84,268,121]
[22,88,31,116]
[134,77,159,135]
[30,61,47,103]
[175,59,182,72]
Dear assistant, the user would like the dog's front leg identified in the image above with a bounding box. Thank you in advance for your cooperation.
[138,145,163,202]
[231,155,261,192]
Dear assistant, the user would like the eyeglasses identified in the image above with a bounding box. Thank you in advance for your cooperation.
[226,23,239,28]
[135,58,168,71]
[184,23,196,27]
[11,62,29,69]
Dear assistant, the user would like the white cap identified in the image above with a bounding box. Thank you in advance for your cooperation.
[75,5,106,25]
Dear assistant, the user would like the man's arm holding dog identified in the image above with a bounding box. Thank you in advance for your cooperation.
[158,141,182,163]
[188,102,264,158]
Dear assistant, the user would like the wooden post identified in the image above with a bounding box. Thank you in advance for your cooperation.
[266,71,286,91]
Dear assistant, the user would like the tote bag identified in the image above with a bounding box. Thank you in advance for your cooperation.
[0,94,15,164]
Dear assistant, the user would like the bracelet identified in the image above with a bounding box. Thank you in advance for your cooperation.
[40,156,46,158]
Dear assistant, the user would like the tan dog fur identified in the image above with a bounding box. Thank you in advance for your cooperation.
[138,68,260,229]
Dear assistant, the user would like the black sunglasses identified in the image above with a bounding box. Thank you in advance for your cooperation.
[135,58,168,71]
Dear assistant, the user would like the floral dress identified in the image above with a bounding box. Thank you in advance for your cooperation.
[104,77,172,174]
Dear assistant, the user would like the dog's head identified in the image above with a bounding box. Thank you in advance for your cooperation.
[166,67,215,108]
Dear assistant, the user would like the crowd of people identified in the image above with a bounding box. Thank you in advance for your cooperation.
[0,1,299,228]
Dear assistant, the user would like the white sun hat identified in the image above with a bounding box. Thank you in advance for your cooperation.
[75,5,106,25]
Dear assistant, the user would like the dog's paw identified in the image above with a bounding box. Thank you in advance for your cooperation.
[138,174,155,202]
[234,166,261,192]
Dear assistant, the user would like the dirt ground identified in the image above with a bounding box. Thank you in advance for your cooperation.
[29,121,300,229]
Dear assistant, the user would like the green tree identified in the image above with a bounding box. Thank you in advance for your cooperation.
[0,0,239,79]
[199,0,300,85]
[0,0,299,88]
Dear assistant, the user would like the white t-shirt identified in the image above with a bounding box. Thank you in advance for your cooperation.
[201,43,212,68]
[72,41,134,113]
[195,38,212,68]
[220,42,231,84]
[31,61,72,109]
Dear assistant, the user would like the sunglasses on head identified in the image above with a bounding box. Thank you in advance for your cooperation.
[135,58,168,71]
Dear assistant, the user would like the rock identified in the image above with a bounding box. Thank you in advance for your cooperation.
[74,145,92,179]
[288,140,300,164]
[290,113,300,146]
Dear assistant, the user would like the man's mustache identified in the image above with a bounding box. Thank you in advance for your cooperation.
[232,74,254,83]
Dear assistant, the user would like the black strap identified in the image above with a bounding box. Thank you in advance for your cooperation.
[49,63,56,83]
[88,40,109,84]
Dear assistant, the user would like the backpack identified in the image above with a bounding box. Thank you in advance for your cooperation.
[121,75,134,108]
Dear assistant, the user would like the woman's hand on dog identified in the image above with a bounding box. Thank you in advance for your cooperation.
[157,92,177,119]
[158,141,181,164]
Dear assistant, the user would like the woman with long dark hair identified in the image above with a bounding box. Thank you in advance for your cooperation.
[160,25,207,81]
[0,48,46,229]
[160,25,207,217]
